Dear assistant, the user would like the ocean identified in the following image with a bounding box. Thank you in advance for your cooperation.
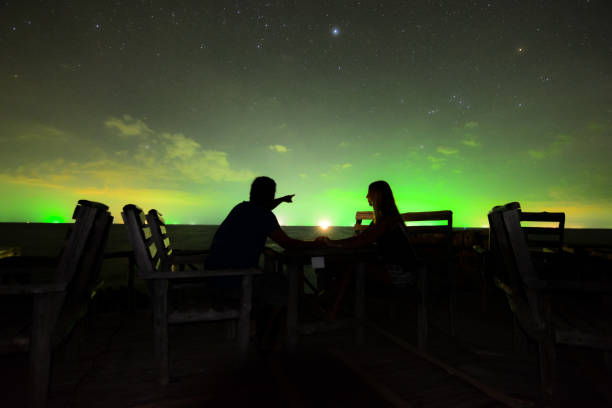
[0,224,355,288]
[1,223,611,289]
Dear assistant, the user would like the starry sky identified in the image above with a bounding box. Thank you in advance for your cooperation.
[1,0,611,227]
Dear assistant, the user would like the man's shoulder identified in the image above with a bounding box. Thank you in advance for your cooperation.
[234,201,273,214]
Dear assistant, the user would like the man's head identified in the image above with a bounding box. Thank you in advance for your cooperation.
[249,176,276,206]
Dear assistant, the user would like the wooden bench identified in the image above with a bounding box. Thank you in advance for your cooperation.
[355,210,454,347]
[488,202,612,405]
[122,204,261,386]
[0,199,112,408]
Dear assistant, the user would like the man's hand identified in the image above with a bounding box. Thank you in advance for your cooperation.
[270,194,295,210]
[280,194,295,203]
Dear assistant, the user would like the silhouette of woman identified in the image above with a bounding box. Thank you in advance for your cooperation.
[321,180,418,287]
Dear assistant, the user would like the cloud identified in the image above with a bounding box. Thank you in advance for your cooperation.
[0,118,254,193]
[338,141,351,148]
[333,163,353,170]
[427,156,446,169]
[527,150,546,159]
[436,146,459,155]
[269,144,289,153]
[586,122,610,132]
[105,115,152,136]
[464,121,479,129]
[461,138,481,147]
[173,150,254,182]
[163,133,201,159]
[528,134,574,160]
[13,125,69,142]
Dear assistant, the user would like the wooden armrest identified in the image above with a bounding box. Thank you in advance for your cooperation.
[0,282,67,294]
[140,268,262,279]
[168,253,207,264]
[525,278,612,293]
[263,247,280,258]
[173,249,210,256]
[0,265,56,276]
[104,250,134,259]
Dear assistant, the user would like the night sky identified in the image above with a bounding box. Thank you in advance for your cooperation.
[1,1,611,227]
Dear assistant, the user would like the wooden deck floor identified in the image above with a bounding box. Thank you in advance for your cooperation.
[1,289,611,407]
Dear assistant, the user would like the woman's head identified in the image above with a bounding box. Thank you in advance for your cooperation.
[367,180,400,222]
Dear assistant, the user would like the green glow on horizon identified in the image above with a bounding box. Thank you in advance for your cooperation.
[0,179,610,228]
[44,215,66,224]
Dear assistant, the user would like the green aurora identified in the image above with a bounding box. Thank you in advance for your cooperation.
[1,1,611,227]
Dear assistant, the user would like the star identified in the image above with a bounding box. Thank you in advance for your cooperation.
[331,27,340,36]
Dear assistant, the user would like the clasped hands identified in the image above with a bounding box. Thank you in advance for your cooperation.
[314,236,336,247]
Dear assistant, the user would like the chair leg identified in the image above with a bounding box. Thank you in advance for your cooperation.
[417,266,428,350]
[226,321,237,340]
[238,275,253,360]
[449,264,457,337]
[30,293,63,408]
[128,253,135,312]
[538,297,558,407]
[538,337,557,407]
[513,317,529,355]
[354,261,366,346]
[286,263,301,353]
[328,269,351,321]
[152,279,169,386]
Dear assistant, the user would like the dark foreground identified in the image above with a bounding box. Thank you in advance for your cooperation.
[1,287,611,408]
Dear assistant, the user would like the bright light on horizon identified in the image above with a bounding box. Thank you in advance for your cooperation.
[318,220,331,230]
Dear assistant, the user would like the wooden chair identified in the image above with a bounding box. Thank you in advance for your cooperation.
[354,210,454,347]
[401,211,455,341]
[520,210,565,253]
[479,208,566,312]
[488,202,612,404]
[122,204,261,386]
[0,200,112,408]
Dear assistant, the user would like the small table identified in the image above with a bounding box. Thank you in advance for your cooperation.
[280,246,379,352]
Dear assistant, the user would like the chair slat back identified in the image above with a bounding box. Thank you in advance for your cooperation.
[401,210,453,238]
[146,209,173,265]
[488,203,541,317]
[520,211,565,251]
[355,210,452,233]
[55,200,109,285]
[355,210,453,261]
[402,211,453,262]
[64,200,113,306]
[122,204,162,275]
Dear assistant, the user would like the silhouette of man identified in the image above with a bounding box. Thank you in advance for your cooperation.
[206,176,316,275]
[206,176,318,348]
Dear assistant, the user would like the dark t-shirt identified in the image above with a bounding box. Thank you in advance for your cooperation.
[206,201,280,271]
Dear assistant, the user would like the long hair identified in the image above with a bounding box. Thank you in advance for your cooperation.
[369,180,400,223]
